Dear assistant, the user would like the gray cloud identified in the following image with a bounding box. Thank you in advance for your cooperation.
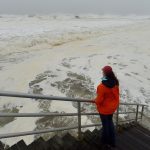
[0,0,150,15]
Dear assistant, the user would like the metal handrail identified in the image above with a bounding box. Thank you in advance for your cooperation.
[0,91,92,102]
[0,91,147,106]
[0,111,137,117]
[0,123,102,139]
[0,91,148,140]
[0,112,100,117]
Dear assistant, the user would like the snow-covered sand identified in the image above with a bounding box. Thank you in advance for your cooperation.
[0,15,150,146]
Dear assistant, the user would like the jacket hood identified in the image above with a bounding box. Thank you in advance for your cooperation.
[102,77,116,88]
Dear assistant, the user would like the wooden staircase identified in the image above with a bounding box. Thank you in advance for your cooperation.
[0,123,150,150]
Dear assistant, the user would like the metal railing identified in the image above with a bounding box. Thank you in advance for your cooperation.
[0,91,148,140]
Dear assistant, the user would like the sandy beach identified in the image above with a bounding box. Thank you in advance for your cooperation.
[0,15,150,146]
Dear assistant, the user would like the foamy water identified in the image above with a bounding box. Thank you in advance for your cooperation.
[0,14,150,146]
[0,14,140,54]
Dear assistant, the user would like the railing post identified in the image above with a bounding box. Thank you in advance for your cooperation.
[135,105,139,122]
[77,101,82,140]
[116,107,119,130]
[141,106,145,120]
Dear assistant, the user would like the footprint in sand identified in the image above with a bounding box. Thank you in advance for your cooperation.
[118,63,128,68]
[113,57,117,60]
[113,63,117,65]
[131,72,139,76]
[112,54,121,60]
[86,44,95,47]
[61,57,80,68]
[56,69,61,71]
[107,56,113,59]
[68,57,80,61]
[61,59,72,68]
[144,65,148,69]
[130,59,138,64]
[119,68,124,70]
[125,73,132,76]
[88,54,101,58]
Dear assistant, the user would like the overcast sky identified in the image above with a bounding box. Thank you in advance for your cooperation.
[0,0,150,15]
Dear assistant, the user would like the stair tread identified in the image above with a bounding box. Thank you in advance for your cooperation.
[0,141,4,150]
[28,137,48,150]
[3,124,150,150]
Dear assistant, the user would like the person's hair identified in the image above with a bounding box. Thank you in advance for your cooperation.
[105,71,119,86]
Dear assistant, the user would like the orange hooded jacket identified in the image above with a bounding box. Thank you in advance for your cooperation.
[94,78,119,115]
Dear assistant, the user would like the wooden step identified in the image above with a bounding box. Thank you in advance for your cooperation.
[2,124,150,150]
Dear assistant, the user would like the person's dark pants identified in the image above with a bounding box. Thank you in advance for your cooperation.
[100,114,116,147]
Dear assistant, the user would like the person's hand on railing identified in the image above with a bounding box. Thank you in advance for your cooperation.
[91,100,96,103]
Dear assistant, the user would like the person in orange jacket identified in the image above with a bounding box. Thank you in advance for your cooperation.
[92,66,119,149]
